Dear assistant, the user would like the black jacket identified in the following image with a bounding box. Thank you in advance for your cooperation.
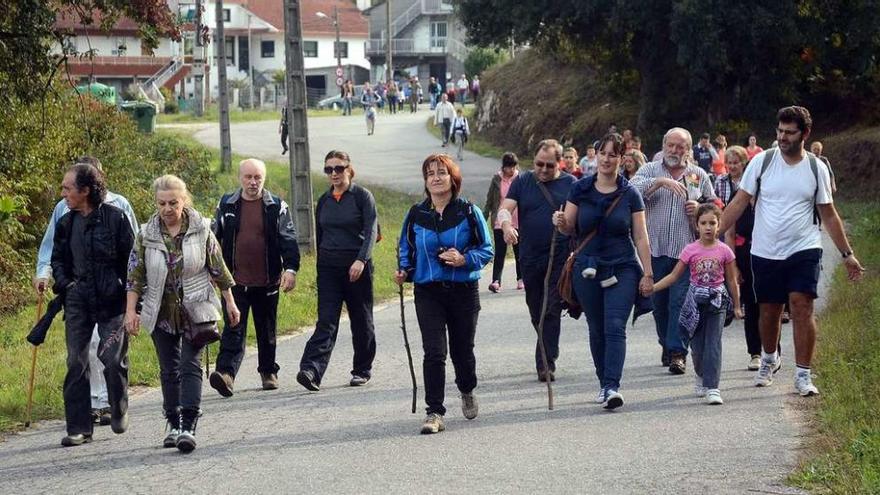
[51,203,134,318]
[213,188,301,284]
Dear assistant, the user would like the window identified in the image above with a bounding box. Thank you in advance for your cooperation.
[183,33,195,56]
[222,8,231,22]
[303,40,318,58]
[334,41,348,59]
[430,22,447,48]
[214,36,235,65]
[261,40,275,58]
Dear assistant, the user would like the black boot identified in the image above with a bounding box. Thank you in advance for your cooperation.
[176,408,199,453]
[163,409,181,448]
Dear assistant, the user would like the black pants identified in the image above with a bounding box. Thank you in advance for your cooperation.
[300,262,376,383]
[736,245,761,356]
[414,281,480,416]
[491,228,521,283]
[521,256,565,372]
[442,118,451,144]
[280,125,288,152]
[63,290,128,436]
[217,285,280,377]
[152,329,203,416]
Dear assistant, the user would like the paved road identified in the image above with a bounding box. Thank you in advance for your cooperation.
[189,107,500,201]
[0,113,831,494]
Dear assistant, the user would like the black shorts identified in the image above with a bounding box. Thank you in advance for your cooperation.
[751,248,822,304]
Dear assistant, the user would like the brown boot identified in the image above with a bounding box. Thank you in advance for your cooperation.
[261,373,279,390]
[209,371,234,397]
[668,353,686,375]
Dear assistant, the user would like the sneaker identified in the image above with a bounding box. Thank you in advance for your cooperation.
[296,369,320,392]
[603,389,624,410]
[595,388,606,404]
[516,280,525,290]
[261,373,279,390]
[61,433,92,447]
[488,281,501,293]
[420,413,446,434]
[748,355,761,371]
[163,411,180,448]
[91,407,111,426]
[781,311,791,324]
[111,410,129,434]
[537,370,556,382]
[176,409,199,453]
[694,376,708,397]
[755,357,780,387]
[706,389,724,405]
[350,375,370,387]
[794,372,819,397]
[209,371,235,398]
[668,354,686,375]
[461,393,478,420]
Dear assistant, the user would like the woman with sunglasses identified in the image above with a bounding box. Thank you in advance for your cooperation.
[396,154,494,435]
[297,151,378,391]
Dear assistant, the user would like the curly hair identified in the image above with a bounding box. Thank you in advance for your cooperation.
[69,163,107,207]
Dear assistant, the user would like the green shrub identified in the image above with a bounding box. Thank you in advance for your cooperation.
[160,86,179,114]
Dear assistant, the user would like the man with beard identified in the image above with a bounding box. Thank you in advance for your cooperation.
[497,139,576,382]
[631,128,716,375]
[720,106,863,396]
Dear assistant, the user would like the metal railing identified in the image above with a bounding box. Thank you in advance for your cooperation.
[422,0,454,13]
[390,1,421,38]
[365,38,454,56]
[69,55,173,66]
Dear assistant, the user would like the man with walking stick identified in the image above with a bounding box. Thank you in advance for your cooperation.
[498,139,576,382]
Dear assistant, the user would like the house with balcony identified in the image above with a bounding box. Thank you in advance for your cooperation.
[362,0,469,87]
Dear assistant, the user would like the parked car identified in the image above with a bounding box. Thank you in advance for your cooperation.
[317,86,365,110]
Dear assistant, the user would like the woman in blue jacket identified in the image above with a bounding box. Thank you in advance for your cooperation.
[395,154,493,435]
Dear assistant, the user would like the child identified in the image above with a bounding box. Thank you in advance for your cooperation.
[651,203,743,405]
[450,108,470,160]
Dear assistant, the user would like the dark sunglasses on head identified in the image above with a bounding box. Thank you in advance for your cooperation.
[534,160,558,169]
[324,165,348,175]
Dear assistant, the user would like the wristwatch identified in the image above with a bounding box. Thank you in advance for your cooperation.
[841,250,853,259]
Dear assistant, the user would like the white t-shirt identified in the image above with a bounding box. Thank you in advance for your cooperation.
[739,149,833,260]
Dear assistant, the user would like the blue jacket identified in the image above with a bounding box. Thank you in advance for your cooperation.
[399,198,493,284]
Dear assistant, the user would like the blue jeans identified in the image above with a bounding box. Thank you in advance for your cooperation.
[651,256,689,355]
[572,260,640,391]
[430,93,437,110]
[690,303,725,389]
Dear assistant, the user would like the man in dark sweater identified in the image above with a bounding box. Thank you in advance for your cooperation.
[210,158,300,396]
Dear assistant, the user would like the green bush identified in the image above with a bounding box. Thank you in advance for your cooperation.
[160,86,179,114]
[0,84,216,314]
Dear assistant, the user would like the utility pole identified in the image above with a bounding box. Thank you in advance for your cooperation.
[385,0,392,83]
[333,5,341,76]
[216,0,232,172]
[247,13,254,108]
[193,0,205,116]
[283,0,316,252]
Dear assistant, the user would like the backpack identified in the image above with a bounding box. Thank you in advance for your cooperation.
[754,149,821,226]
[316,187,382,243]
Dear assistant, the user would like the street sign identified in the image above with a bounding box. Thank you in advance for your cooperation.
[335,66,343,77]
[336,76,344,86]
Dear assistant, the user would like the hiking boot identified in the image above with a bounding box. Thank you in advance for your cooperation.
[516,279,525,290]
[748,355,761,371]
[537,370,556,382]
[176,408,199,453]
[111,410,129,434]
[91,407,111,426]
[261,373,279,390]
[61,433,92,447]
[420,413,445,434]
[461,393,478,420]
[209,371,234,398]
[706,389,724,405]
[781,311,791,324]
[297,369,320,391]
[668,354,686,375]
[350,374,370,387]
[794,372,819,397]
[163,410,180,448]
[488,281,501,293]
[603,389,624,410]
[755,356,780,387]
[661,348,670,367]
[694,376,708,397]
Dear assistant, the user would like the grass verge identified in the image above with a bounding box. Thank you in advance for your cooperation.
[157,106,340,125]
[789,201,880,494]
[0,132,417,434]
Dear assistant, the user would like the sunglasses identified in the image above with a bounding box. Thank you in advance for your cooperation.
[323,165,348,175]
[534,160,558,169]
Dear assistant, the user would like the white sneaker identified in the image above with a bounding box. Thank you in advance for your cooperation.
[602,389,624,410]
[748,355,761,371]
[755,355,782,387]
[706,389,724,405]
[794,372,819,397]
[595,388,606,404]
[694,376,708,397]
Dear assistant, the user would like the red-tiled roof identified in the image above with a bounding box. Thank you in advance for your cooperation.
[54,9,141,33]
[247,0,368,37]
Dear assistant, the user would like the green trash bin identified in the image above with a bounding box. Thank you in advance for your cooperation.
[120,101,157,133]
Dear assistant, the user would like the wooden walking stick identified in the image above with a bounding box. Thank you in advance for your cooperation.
[25,293,45,427]
[535,227,557,411]
[396,240,418,414]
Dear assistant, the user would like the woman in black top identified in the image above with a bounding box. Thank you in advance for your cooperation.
[297,150,378,391]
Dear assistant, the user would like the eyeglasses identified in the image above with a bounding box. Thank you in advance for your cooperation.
[534,160,558,169]
[323,165,348,175]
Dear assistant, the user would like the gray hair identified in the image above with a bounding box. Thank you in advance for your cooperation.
[663,127,694,149]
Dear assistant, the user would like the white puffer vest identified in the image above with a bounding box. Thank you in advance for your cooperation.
[139,208,221,334]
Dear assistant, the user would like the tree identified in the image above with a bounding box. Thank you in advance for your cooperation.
[0,0,179,104]
[464,47,508,79]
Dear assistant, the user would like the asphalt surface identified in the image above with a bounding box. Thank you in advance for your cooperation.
[0,111,833,494]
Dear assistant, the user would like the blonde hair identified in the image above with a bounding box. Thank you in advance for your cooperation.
[153,174,193,208]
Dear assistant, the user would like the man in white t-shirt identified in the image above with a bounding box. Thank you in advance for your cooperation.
[720,106,864,397]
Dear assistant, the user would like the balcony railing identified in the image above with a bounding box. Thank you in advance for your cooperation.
[365,38,451,56]
[422,0,454,13]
